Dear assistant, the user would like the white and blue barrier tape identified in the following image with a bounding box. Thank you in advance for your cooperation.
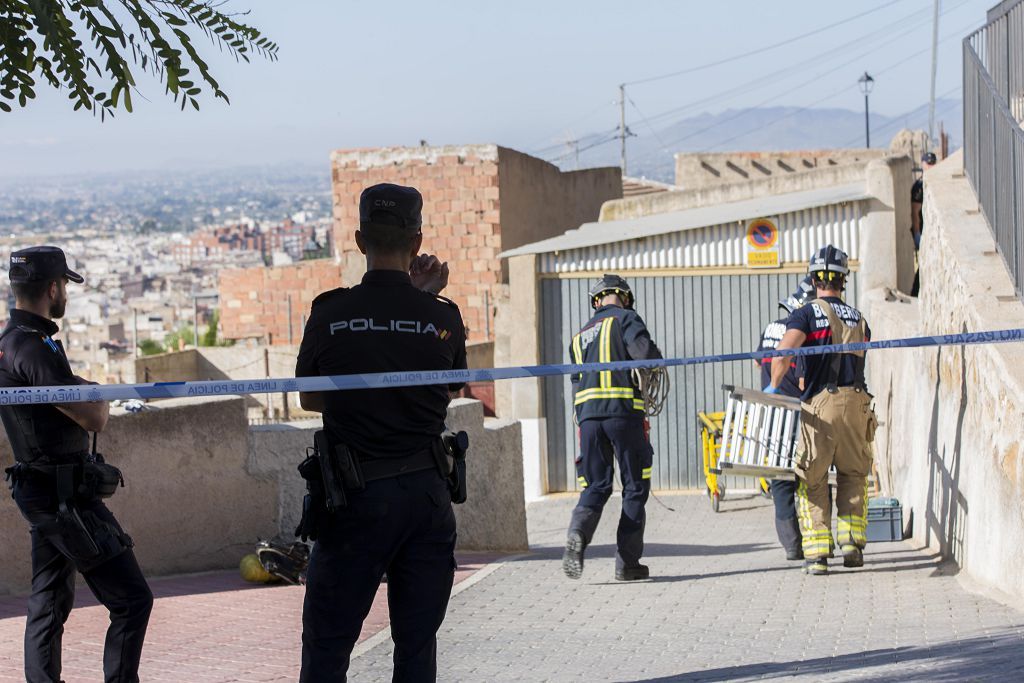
[1,327,1022,405]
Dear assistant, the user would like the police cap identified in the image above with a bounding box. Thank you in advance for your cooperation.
[359,183,423,232]
[9,246,84,285]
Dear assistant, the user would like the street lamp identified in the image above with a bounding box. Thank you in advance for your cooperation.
[858,71,875,148]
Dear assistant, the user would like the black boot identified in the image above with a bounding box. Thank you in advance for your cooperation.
[562,531,586,579]
[775,517,803,561]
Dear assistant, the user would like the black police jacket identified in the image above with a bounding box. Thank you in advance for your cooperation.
[0,309,89,464]
[569,305,662,422]
[295,270,468,457]
[756,318,802,398]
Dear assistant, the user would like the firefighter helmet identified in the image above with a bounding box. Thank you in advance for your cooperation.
[589,274,634,309]
[780,275,816,313]
[808,244,849,285]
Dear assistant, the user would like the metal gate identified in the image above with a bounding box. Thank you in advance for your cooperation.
[540,272,858,491]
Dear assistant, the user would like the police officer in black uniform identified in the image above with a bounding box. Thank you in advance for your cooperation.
[755,275,814,561]
[295,184,467,682]
[562,275,662,582]
[1,246,152,683]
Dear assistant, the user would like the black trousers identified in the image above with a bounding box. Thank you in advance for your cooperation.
[300,468,457,683]
[569,416,653,570]
[13,480,153,683]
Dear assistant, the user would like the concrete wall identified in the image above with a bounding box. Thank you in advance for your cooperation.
[859,155,916,297]
[496,147,622,254]
[247,399,528,552]
[0,397,279,596]
[136,346,309,420]
[600,161,874,223]
[864,149,1024,601]
[674,149,884,191]
[0,397,526,595]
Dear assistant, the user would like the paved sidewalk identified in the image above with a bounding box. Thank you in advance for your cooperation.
[350,493,1024,682]
[0,552,501,682]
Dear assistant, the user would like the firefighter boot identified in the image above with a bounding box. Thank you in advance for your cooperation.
[562,531,586,579]
[775,517,803,561]
[842,544,864,568]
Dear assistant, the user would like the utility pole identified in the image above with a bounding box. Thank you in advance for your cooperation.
[928,0,941,145]
[619,83,627,175]
[192,296,199,347]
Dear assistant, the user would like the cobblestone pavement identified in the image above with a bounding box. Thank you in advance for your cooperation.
[0,552,501,682]
[349,493,1024,682]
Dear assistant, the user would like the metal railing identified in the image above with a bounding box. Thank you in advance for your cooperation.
[963,0,1024,298]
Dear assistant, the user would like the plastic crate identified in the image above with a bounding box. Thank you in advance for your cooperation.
[866,497,903,542]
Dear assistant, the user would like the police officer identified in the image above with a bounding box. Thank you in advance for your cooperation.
[0,246,153,683]
[768,245,876,576]
[562,275,663,582]
[755,275,814,561]
[295,183,467,681]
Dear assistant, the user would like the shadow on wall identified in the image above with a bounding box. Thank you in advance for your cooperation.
[924,333,969,567]
[631,630,1024,682]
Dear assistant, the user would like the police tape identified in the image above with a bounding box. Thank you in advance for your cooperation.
[2,327,1022,406]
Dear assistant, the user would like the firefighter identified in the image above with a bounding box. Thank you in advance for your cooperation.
[755,275,815,561]
[767,246,876,575]
[562,274,663,582]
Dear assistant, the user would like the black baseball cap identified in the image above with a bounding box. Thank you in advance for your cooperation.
[359,183,423,232]
[921,151,937,164]
[9,246,84,284]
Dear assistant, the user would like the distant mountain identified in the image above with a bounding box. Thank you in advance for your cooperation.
[564,98,962,183]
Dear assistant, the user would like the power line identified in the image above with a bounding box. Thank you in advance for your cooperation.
[628,13,977,163]
[629,12,958,165]
[704,23,974,153]
[625,0,913,87]
[839,84,962,146]
[627,1,944,131]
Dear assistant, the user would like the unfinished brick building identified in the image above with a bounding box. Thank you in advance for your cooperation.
[220,144,621,345]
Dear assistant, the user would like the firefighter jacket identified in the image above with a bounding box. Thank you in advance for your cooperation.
[569,305,662,422]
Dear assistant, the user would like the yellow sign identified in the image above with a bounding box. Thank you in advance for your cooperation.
[747,250,780,268]
[745,217,781,269]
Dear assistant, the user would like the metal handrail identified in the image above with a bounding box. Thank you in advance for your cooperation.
[962,1,1024,299]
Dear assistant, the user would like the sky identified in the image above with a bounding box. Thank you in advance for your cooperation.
[0,0,994,178]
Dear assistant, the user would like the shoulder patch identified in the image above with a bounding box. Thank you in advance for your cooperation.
[311,287,349,308]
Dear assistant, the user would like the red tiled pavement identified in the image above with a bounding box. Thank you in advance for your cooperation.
[0,552,505,682]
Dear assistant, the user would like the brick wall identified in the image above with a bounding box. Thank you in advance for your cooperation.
[219,258,342,343]
[331,145,503,341]
[331,144,621,342]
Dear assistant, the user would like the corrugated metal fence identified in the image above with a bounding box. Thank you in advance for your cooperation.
[964,0,1024,298]
[540,272,858,491]
[538,202,863,274]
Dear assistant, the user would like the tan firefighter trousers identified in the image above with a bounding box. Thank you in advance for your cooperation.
[794,387,876,559]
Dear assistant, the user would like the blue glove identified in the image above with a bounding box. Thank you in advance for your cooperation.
[763,385,780,395]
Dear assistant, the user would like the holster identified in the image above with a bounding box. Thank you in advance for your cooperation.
[295,451,325,542]
[436,431,469,504]
[79,433,124,500]
[36,464,131,572]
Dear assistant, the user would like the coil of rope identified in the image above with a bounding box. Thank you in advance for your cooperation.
[631,367,670,418]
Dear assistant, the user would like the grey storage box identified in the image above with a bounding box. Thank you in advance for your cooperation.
[866,497,903,542]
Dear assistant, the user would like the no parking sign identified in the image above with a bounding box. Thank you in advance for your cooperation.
[745,217,780,268]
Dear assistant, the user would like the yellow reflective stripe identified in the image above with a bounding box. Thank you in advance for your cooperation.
[599,318,613,388]
[572,332,583,364]
[632,399,645,411]
[577,475,588,489]
[574,387,637,405]
[641,467,653,480]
